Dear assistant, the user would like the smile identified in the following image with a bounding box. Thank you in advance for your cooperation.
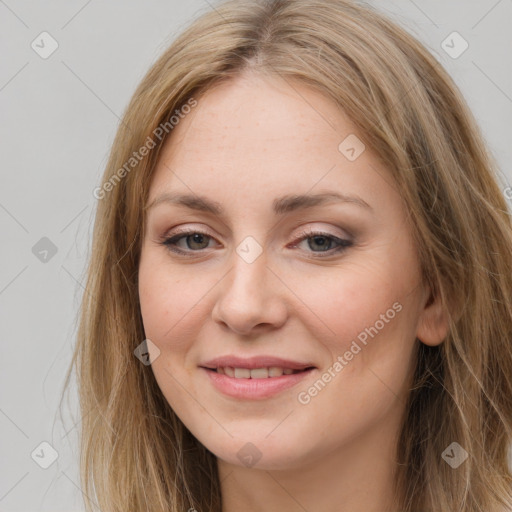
[214,366,306,378]
[201,366,316,399]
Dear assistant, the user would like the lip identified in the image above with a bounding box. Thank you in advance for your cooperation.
[200,355,316,371]
[201,367,316,400]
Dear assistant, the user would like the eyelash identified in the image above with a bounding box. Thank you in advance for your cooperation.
[159,228,353,258]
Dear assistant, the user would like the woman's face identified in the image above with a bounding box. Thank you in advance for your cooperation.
[138,73,440,470]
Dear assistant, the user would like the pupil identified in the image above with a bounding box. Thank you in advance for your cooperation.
[310,236,330,251]
[189,233,208,249]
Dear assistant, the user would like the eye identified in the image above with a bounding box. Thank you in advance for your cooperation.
[289,229,353,258]
[160,230,216,254]
[159,228,353,258]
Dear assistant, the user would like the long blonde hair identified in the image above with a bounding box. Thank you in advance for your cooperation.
[62,0,512,510]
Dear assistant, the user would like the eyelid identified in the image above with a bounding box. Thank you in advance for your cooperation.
[166,224,217,238]
[292,224,352,242]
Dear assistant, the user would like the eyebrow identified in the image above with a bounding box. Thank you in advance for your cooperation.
[145,191,373,215]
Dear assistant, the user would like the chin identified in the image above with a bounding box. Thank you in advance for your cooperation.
[197,430,318,471]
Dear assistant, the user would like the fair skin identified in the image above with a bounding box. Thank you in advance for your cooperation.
[138,72,448,512]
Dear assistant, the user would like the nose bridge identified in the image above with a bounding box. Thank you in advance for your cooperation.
[226,230,270,292]
[212,242,287,333]
[225,244,270,308]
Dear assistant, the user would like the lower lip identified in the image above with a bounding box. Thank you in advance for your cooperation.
[201,367,315,400]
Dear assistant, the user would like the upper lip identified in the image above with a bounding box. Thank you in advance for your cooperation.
[200,355,316,371]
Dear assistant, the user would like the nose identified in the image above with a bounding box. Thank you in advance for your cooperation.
[211,249,288,336]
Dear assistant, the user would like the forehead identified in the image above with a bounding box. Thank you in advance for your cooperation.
[147,74,393,214]
[159,74,346,165]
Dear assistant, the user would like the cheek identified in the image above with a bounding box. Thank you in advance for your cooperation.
[138,253,195,345]
[283,257,407,344]
[138,252,227,364]
[281,250,420,389]
[288,264,418,442]
[137,255,205,408]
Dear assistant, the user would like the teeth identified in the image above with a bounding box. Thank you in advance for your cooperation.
[250,368,268,379]
[268,366,284,377]
[234,368,251,378]
[216,366,305,378]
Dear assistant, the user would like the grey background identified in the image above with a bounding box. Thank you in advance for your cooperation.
[1,0,511,510]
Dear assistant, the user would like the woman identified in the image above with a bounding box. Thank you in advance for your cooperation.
[63,0,512,510]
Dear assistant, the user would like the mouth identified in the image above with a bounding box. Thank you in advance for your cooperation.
[201,366,316,378]
[199,361,317,400]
